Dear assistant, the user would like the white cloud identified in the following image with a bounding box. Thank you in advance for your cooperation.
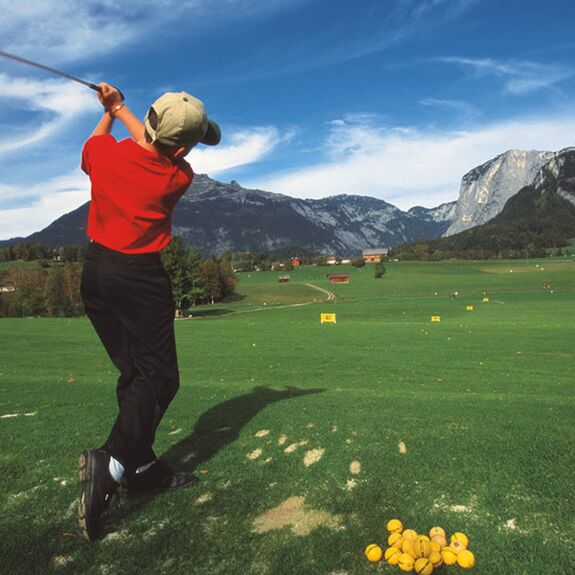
[419,98,480,120]
[0,171,89,239]
[0,1,313,65]
[187,127,281,175]
[0,74,98,154]
[439,57,574,94]
[247,114,575,209]
[0,2,134,64]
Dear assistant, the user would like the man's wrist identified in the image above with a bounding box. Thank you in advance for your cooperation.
[109,102,125,116]
[110,103,125,115]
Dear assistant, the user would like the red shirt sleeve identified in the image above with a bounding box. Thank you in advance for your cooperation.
[81,134,117,175]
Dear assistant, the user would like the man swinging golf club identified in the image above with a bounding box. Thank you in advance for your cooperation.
[78,83,220,541]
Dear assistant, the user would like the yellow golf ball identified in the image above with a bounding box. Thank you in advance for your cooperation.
[450,540,466,555]
[429,526,446,539]
[365,544,383,563]
[451,532,469,547]
[429,551,443,568]
[414,557,434,575]
[441,547,458,566]
[402,529,418,540]
[398,553,415,572]
[402,538,416,558]
[387,518,404,534]
[385,546,402,565]
[412,537,431,559]
[457,549,476,569]
[388,533,403,548]
[431,535,447,548]
[429,541,441,554]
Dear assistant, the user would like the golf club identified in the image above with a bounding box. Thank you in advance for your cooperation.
[0,50,124,99]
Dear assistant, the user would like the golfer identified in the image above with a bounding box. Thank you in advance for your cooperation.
[78,83,220,541]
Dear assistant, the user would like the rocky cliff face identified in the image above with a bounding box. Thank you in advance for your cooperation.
[408,202,457,236]
[444,149,556,236]
[532,147,575,206]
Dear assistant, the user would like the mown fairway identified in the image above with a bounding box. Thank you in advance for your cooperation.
[1,258,574,575]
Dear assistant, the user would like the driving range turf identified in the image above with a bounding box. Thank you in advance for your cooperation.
[1,258,574,575]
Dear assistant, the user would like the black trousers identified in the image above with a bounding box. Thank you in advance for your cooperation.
[80,242,179,474]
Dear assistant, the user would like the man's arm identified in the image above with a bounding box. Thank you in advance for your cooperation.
[89,82,145,141]
[90,111,114,138]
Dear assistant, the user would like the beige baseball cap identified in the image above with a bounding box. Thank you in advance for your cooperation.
[144,92,221,148]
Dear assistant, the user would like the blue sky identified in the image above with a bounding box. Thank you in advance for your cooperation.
[1,0,575,239]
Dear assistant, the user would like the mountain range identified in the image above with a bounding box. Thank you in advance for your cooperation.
[1,147,572,255]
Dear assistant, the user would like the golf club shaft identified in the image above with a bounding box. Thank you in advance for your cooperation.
[0,50,101,92]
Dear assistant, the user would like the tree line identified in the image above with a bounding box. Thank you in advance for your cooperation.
[0,242,85,263]
[0,238,236,317]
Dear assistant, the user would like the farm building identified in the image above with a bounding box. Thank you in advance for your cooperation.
[325,256,338,265]
[271,261,283,271]
[291,257,302,267]
[278,275,290,283]
[362,248,389,263]
[328,272,349,284]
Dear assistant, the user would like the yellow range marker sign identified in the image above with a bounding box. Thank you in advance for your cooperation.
[431,316,441,322]
[320,313,337,324]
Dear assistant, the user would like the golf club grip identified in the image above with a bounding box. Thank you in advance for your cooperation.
[93,84,125,101]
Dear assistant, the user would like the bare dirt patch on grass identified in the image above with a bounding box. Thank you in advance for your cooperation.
[284,440,308,454]
[349,461,361,475]
[252,496,342,536]
[303,448,325,467]
[53,555,73,569]
[247,448,262,460]
[194,493,213,505]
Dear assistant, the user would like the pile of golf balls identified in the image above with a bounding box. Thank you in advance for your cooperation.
[364,519,475,573]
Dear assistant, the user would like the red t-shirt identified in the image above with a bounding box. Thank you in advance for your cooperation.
[81,135,193,253]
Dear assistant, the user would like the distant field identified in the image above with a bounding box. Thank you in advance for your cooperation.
[0,260,40,271]
[1,258,574,575]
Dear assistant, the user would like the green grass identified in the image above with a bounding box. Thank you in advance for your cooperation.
[0,260,41,271]
[1,259,574,574]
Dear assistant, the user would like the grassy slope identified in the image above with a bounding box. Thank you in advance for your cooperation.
[1,259,574,575]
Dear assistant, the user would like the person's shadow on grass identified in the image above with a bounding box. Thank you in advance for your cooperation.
[113,385,325,526]
[163,385,325,472]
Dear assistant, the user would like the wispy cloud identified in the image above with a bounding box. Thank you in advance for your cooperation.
[338,0,481,63]
[248,113,575,209]
[187,126,291,175]
[194,0,480,84]
[419,98,480,121]
[0,74,98,154]
[0,171,89,239]
[0,1,313,65]
[439,57,574,94]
